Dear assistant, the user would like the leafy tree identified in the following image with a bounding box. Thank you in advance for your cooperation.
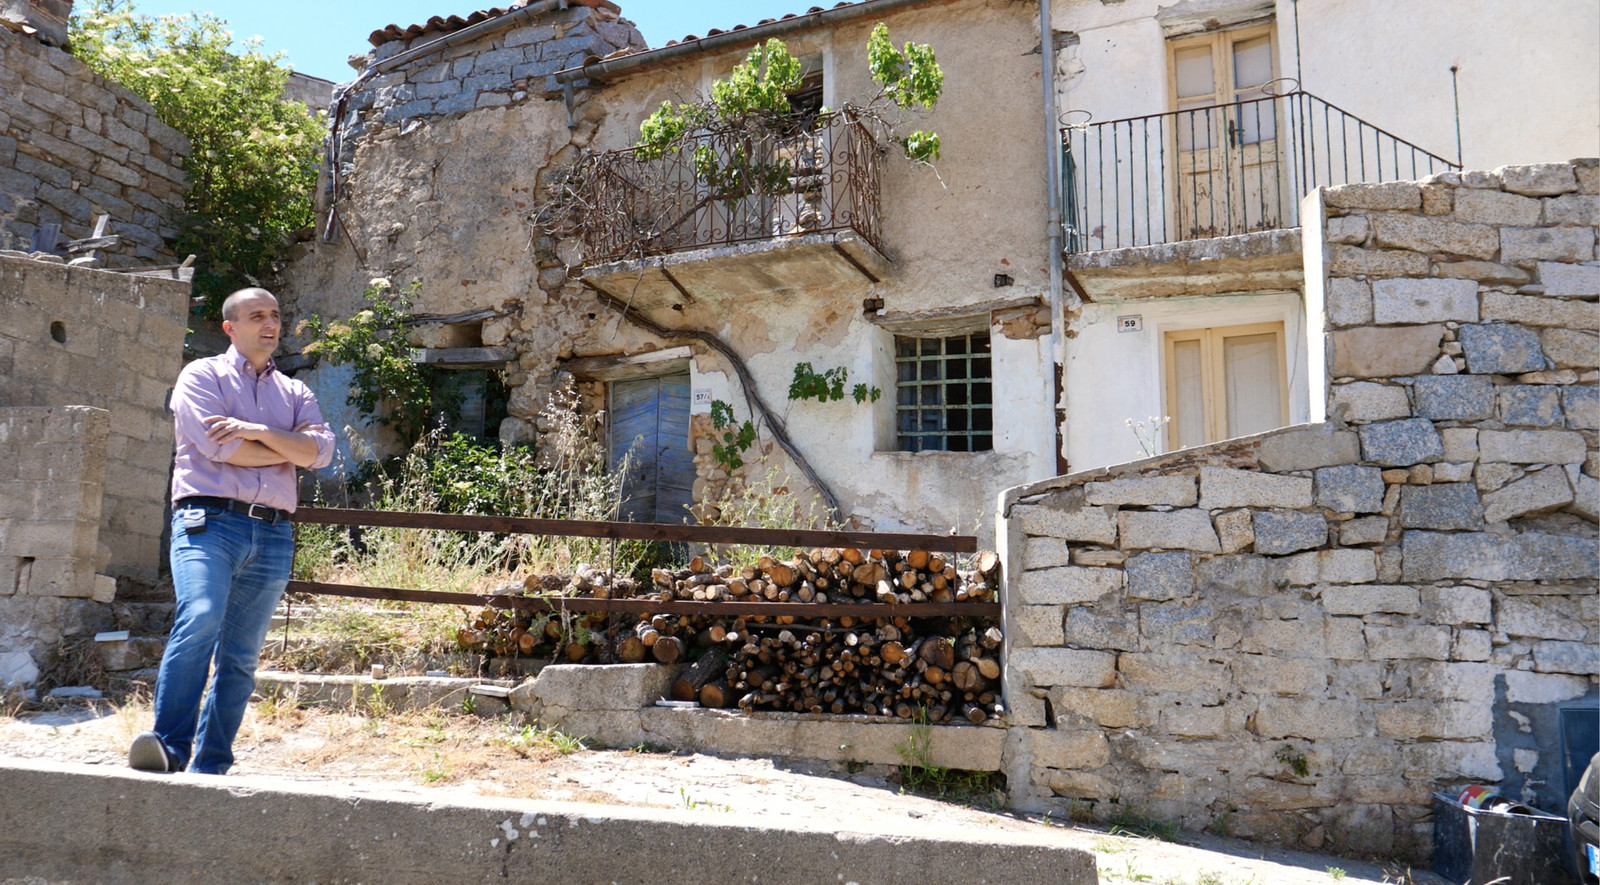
[70,0,324,315]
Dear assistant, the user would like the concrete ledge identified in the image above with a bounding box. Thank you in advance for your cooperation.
[638,706,1005,769]
[1065,228,1303,300]
[581,229,893,307]
[258,666,1007,772]
[256,671,488,712]
[0,759,1095,884]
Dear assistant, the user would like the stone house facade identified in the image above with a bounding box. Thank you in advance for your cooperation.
[280,0,1597,546]
[1052,0,1598,473]
[278,0,1055,543]
[998,163,1597,857]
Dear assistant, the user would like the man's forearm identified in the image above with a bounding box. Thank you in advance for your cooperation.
[253,427,322,468]
[222,440,292,467]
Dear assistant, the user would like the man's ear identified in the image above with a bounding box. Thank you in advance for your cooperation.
[221,320,234,337]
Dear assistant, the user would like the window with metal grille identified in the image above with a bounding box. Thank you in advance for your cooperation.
[894,330,993,452]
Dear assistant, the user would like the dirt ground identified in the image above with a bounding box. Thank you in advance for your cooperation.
[0,695,1447,885]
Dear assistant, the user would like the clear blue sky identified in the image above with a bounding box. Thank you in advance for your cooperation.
[123,1,815,83]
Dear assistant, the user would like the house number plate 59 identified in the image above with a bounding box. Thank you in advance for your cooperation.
[1117,315,1143,333]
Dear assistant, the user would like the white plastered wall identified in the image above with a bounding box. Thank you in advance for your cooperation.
[1053,0,1599,170]
[702,309,1053,547]
[1064,289,1310,472]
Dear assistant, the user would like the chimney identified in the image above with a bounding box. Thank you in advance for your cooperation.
[0,0,72,48]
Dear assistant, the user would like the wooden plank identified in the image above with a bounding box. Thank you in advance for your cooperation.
[286,580,1000,619]
[291,507,979,553]
[610,376,662,523]
[655,374,694,522]
[65,235,120,253]
[409,347,516,367]
[562,346,692,381]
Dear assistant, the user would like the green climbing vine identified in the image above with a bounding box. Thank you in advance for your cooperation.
[636,23,944,167]
[709,399,758,473]
[788,363,880,405]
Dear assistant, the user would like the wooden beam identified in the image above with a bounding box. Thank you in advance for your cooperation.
[409,346,516,367]
[292,507,979,553]
[65,236,119,253]
[562,345,693,381]
[287,579,1000,619]
[864,294,1043,329]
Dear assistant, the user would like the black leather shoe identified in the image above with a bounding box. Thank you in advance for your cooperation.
[129,731,173,772]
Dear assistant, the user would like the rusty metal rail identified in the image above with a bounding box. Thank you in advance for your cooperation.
[571,110,882,265]
[286,507,996,617]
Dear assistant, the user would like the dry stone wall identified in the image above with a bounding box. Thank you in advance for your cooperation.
[328,2,641,196]
[998,160,1598,860]
[0,255,189,585]
[0,405,116,686]
[0,26,187,264]
[283,3,645,457]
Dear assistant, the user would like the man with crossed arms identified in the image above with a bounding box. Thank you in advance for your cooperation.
[131,287,335,774]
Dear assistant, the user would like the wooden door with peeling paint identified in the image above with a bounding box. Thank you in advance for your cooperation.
[608,373,695,524]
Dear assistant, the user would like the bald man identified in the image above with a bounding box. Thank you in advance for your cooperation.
[131,288,335,774]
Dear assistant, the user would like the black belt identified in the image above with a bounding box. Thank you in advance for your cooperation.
[176,496,291,525]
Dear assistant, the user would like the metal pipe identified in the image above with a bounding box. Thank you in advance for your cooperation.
[1450,64,1464,167]
[554,0,939,84]
[1041,0,1067,478]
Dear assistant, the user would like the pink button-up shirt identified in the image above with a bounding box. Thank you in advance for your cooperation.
[169,346,336,513]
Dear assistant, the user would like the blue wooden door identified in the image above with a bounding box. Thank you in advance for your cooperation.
[609,374,694,523]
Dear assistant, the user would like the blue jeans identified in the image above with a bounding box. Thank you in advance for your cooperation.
[153,504,294,774]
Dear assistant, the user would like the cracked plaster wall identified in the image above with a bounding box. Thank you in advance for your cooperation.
[277,0,1058,541]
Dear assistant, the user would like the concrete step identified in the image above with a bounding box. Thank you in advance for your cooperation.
[92,633,166,673]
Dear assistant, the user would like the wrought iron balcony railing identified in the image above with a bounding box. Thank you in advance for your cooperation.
[1061,86,1460,254]
[570,112,883,266]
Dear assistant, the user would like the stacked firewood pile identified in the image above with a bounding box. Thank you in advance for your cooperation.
[648,548,999,605]
[456,547,1004,724]
[681,620,1005,724]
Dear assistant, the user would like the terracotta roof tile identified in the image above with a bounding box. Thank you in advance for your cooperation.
[655,2,861,48]
[368,0,620,48]
[368,0,870,61]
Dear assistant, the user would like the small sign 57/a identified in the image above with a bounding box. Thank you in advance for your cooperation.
[1117,315,1143,333]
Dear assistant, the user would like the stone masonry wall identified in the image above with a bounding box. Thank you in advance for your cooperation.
[997,160,1598,860]
[330,2,641,187]
[284,2,646,462]
[0,405,113,686]
[0,255,189,585]
[0,25,188,264]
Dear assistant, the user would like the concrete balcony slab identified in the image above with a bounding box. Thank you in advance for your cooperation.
[581,229,891,309]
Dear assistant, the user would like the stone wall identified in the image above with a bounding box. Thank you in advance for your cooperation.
[0,25,188,264]
[0,255,189,585]
[282,2,645,463]
[997,160,1598,859]
[283,0,1053,544]
[0,405,116,686]
[329,1,640,181]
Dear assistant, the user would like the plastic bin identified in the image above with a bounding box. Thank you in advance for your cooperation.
[1433,792,1576,885]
